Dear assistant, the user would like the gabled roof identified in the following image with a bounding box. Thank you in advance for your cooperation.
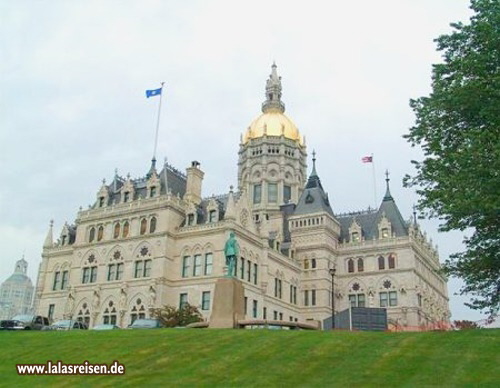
[336,176,409,242]
[97,160,187,207]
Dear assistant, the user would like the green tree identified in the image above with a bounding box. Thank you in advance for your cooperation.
[404,0,500,317]
[150,303,203,327]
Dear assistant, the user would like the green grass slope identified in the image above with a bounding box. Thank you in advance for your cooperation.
[0,329,498,387]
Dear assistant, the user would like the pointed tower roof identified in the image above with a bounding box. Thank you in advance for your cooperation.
[383,169,393,201]
[43,220,54,249]
[294,153,334,216]
[305,150,323,190]
[377,171,408,236]
[146,157,157,179]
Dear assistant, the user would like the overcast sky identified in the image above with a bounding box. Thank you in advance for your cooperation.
[1,0,485,321]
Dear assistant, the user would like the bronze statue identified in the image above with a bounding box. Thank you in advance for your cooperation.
[224,231,239,277]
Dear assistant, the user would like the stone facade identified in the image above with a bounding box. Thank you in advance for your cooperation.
[34,64,450,330]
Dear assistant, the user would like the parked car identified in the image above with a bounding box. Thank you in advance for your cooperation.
[128,319,165,329]
[92,324,120,330]
[44,320,88,331]
[0,315,50,330]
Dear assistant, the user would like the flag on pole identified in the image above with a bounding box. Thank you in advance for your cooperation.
[146,88,162,98]
[362,155,373,163]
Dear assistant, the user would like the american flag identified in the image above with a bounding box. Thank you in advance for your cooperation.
[362,156,373,163]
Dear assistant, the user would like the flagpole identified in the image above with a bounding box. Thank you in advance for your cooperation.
[371,153,377,208]
[152,82,165,160]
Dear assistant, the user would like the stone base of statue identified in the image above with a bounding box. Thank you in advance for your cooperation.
[209,277,245,329]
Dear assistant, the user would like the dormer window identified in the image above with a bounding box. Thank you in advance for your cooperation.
[150,187,157,198]
[187,213,195,226]
[209,210,217,223]
[351,232,360,242]
[124,192,130,202]
[381,228,389,238]
[61,235,67,246]
[99,197,105,208]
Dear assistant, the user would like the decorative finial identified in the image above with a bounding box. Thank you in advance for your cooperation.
[413,204,417,225]
[230,185,234,193]
[102,178,106,185]
[114,168,118,176]
[311,150,318,177]
[126,172,131,179]
[50,219,54,228]
[383,170,393,201]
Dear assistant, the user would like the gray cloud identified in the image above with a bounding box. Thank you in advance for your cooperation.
[0,0,480,320]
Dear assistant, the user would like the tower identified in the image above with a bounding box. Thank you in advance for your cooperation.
[238,63,307,221]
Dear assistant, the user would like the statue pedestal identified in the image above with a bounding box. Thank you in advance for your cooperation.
[209,277,245,329]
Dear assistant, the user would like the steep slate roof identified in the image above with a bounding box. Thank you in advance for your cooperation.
[335,178,409,242]
[101,159,187,207]
[293,157,334,217]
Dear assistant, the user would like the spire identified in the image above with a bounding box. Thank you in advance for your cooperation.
[43,220,54,249]
[311,149,318,177]
[383,170,393,201]
[413,204,418,225]
[262,62,285,113]
[306,150,322,189]
[146,157,157,179]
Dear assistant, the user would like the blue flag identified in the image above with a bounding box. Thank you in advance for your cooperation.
[146,88,162,98]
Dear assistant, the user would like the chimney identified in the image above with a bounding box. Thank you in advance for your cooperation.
[184,161,204,205]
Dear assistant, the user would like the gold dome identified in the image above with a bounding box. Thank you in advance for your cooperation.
[243,109,302,144]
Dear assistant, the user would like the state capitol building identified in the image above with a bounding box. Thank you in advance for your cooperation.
[34,64,450,330]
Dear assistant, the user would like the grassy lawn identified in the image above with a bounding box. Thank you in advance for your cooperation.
[0,329,498,387]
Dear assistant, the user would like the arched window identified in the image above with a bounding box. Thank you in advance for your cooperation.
[357,258,364,272]
[150,187,156,198]
[113,223,120,239]
[378,256,385,270]
[150,217,157,233]
[140,219,147,235]
[89,227,95,243]
[388,254,396,269]
[77,303,91,327]
[97,226,104,241]
[311,258,317,269]
[122,222,130,238]
[347,259,354,273]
